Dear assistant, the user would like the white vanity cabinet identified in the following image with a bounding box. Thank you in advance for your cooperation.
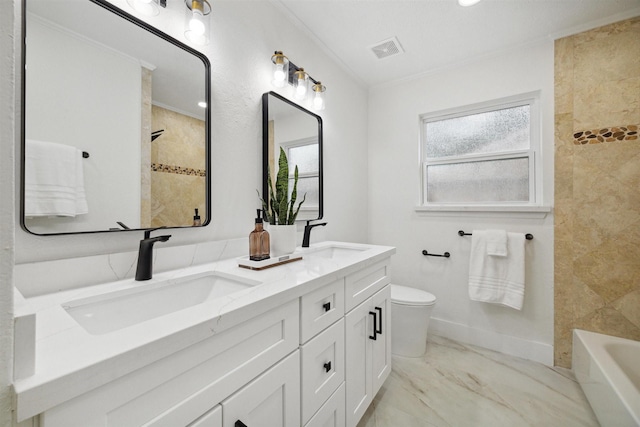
[344,261,391,427]
[21,243,395,427]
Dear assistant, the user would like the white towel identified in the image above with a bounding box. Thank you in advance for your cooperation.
[25,139,89,217]
[485,229,508,257]
[468,230,526,310]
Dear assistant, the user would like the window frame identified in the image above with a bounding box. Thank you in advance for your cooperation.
[418,92,544,212]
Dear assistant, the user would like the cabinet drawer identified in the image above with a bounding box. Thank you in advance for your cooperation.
[301,318,345,425]
[344,260,390,313]
[304,383,345,427]
[222,351,300,427]
[300,278,344,343]
[187,405,221,427]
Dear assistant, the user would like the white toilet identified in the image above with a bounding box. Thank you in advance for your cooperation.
[390,284,437,357]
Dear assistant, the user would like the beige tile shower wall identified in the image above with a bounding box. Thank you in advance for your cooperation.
[554,17,640,368]
[151,106,206,227]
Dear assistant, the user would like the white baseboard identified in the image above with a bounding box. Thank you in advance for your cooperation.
[429,317,554,366]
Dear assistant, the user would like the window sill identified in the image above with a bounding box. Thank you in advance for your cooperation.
[414,205,552,219]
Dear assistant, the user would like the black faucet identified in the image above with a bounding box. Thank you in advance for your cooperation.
[135,227,171,281]
[302,221,327,248]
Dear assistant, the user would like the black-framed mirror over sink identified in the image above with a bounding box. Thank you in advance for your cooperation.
[262,91,323,223]
[21,0,211,235]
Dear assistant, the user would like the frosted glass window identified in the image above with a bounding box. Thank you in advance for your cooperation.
[289,177,319,207]
[425,105,530,158]
[288,143,318,174]
[426,158,529,203]
[420,94,539,206]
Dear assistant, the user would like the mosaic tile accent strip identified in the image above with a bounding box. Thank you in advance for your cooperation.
[151,163,206,177]
[573,125,638,145]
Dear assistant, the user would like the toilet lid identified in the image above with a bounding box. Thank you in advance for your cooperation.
[391,284,436,306]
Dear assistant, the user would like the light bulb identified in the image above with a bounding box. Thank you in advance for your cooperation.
[189,10,206,35]
[273,64,286,84]
[127,0,159,16]
[313,92,325,110]
[458,0,482,6]
[296,79,307,97]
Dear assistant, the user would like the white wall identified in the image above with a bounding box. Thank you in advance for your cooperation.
[15,0,369,264]
[0,0,16,422]
[368,41,555,364]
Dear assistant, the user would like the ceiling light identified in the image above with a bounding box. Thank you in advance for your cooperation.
[458,0,482,6]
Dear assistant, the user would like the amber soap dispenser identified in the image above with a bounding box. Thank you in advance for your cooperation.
[249,209,270,261]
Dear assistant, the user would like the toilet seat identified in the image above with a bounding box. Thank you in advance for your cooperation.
[391,284,436,306]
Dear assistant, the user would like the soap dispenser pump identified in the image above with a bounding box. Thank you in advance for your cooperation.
[249,209,270,261]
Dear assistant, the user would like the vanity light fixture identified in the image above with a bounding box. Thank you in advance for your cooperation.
[270,51,327,110]
[458,0,482,6]
[126,0,165,16]
[184,0,211,46]
[312,82,326,111]
[271,51,290,88]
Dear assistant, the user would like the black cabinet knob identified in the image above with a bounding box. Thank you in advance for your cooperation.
[323,302,331,312]
[235,421,248,427]
[324,361,332,372]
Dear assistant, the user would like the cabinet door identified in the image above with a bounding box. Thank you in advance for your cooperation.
[188,405,221,427]
[370,286,391,394]
[222,351,300,427]
[344,299,373,427]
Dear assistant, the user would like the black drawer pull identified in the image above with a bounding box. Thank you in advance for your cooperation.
[375,306,383,334]
[369,311,377,340]
[324,361,332,372]
[323,302,331,312]
[235,421,248,427]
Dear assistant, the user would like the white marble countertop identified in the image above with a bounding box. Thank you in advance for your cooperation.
[13,241,395,421]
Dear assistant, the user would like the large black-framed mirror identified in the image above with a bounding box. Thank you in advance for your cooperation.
[262,92,323,222]
[21,0,210,235]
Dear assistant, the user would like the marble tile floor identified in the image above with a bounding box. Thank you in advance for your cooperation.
[357,335,600,427]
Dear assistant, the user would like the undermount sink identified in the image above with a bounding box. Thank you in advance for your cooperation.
[306,245,367,260]
[63,272,258,335]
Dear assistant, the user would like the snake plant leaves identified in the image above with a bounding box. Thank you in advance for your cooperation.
[259,147,306,225]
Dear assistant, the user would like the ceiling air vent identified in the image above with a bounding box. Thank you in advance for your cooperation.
[370,37,404,60]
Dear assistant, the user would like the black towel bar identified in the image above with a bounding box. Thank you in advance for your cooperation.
[422,250,450,258]
[458,230,533,240]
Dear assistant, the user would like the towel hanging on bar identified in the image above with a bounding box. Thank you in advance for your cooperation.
[459,230,533,240]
